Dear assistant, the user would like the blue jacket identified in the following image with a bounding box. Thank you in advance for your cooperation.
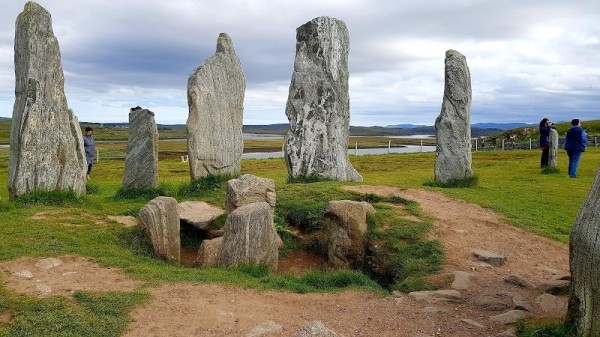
[539,126,551,147]
[83,135,95,164]
[564,126,587,153]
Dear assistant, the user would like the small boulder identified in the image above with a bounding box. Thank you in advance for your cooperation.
[473,250,506,266]
[496,329,517,337]
[139,196,180,263]
[489,310,529,325]
[408,290,462,303]
[537,280,570,295]
[226,174,276,213]
[178,201,225,230]
[460,318,484,329]
[473,292,513,311]
[512,294,533,312]
[536,293,568,312]
[504,274,533,288]
[13,270,33,279]
[295,321,341,337]
[247,320,283,337]
[421,307,447,315]
[35,257,63,270]
[451,271,472,290]
[193,237,223,268]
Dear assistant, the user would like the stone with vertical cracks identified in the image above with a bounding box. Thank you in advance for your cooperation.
[325,200,375,269]
[284,16,361,182]
[434,49,473,183]
[139,196,180,263]
[193,237,222,268]
[226,174,276,213]
[122,107,159,190]
[218,202,280,271]
[9,2,86,199]
[187,33,245,179]
[548,128,559,167]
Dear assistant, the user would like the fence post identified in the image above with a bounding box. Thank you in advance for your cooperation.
[502,139,505,151]
[355,142,358,156]
[96,149,99,163]
[388,140,391,154]
[595,136,597,147]
[529,138,532,150]
[475,139,478,152]
[420,140,423,152]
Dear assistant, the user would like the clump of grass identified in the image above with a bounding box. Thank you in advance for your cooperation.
[237,264,270,278]
[287,175,333,184]
[515,319,577,337]
[85,183,100,195]
[114,183,175,200]
[15,190,84,206]
[423,174,479,188]
[177,174,235,198]
[261,269,380,293]
[542,166,561,174]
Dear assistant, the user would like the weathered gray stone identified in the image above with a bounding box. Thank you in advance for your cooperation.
[473,293,513,311]
[247,320,283,337]
[226,174,276,213]
[284,16,361,182]
[139,196,180,263]
[13,270,33,279]
[122,107,159,190]
[434,49,473,183]
[193,237,222,268]
[178,201,225,230]
[548,128,559,167]
[473,250,506,266]
[218,202,280,271]
[35,257,62,270]
[295,321,341,337]
[537,280,570,295]
[537,293,568,312]
[489,310,528,325]
[460,318,484,329]
[324,200,375,269]
[9,2,86,199]
[513,294,533,311]
[187,33,245,179]
[36,283,52,295]
[408,290,463,303]
[496,328,517,337]
[504,274,533,288]
[451,271,472,290]
[421,307,448,314]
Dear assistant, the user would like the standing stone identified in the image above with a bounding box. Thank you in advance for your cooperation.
[122,107,159,190]
[567,165,600,336]
[8,2,86,199]
[225,174,276,213]
[434,50,473,183]
[187,33,245,179]
[548,128,559,168]
[284,16,362,182]
[139,196,180,263]
[217,202,280,271]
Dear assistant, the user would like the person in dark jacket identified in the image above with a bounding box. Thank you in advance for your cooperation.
[563,119,587,178]
[83,127,95,180]
[539,118,552,168]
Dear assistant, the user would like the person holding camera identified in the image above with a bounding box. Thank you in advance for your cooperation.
[539,118,552,168]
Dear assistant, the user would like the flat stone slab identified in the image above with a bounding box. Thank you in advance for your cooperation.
[408,290,462,303]
[537,280,570,295]
[421,307,448,315]
[178,201,225,230]
[473,250,506,266]
[473,292,513,311]
[489,310,528,325]
[35,258,63,270]
[504,274,533,288]
[247,320,283,337]
[536,293,568,312]
[460,318,484,329]
[451,271,471,290]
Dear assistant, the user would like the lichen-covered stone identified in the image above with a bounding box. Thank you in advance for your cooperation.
[225,174,276,213]
[139,196,180,263]
[434,49,473,183]
[187,33,245,179]
[122,107,159,190]
[9,2,86,199]
[284,16,362,182]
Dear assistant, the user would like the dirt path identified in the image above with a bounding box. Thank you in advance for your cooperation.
[0,186,571,336]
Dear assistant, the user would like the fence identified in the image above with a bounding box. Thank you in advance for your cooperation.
[472,136,598,152]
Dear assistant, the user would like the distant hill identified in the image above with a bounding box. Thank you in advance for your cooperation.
[471,122,534,130]
[386,123,428,129]
[484,120,600,143]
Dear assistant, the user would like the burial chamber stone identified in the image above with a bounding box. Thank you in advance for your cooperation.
[284,16,362,182]
[434,49,473,183]
[122,107,159,190]
[8,2,86,198]
[187,33,245,179]
[139,196,180,263]
[225,174,276,213]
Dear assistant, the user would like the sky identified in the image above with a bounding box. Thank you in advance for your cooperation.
[0,0,598,126]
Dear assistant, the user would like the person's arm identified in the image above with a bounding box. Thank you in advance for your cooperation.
[563,133,568,149]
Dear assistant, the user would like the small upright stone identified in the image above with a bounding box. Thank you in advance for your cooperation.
[139,196,180,263]
[187,33,245,179]
[9,2,87,198]
[434,49,473,183]
[122,107,159,190]
[225,174,276,213]
[284,16,362,182]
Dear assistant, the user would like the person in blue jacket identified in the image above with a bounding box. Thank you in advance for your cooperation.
[83,127,95,180]
[539,118,552,168]
[563,119,587,178]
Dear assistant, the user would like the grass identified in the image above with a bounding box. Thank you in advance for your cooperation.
[515,319,577,337]
[423,174,479,188]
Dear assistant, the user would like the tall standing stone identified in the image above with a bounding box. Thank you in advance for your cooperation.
[187,33,245,179]
[434,50,473,183]
[8,2,86,199]
[284,16,362,182]
[122,107,159,190]
[548,128,559,168]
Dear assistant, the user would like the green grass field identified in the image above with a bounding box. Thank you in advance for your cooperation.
[0,146,598,336]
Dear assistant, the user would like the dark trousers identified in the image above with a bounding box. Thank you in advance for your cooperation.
[540,147,549,167]
[87,163,93,175]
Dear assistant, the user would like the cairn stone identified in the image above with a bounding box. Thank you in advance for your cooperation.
[139,196,180,263]
[325,200,375,269]
[284,16,362,182]
[434,49,473,183]
[548,128,559,167]
[225,174,276,213]
[122,107,159,190]
[218,202,280,271]
[8,2,86,199]
[187,33,245,179]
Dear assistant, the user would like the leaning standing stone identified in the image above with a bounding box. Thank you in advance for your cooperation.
[8,2,86,199]
[187,33,245,179]
[122,107,159,190]
[434,50,473,183]
[284,16,362,182]
[548,128,559,168]
[139,196,180,263]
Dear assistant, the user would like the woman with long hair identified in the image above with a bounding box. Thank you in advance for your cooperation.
[539,118,552,168]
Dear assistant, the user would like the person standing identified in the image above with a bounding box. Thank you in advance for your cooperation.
[83,127,95,180]
[564,119,587,178]
[539,118,552,168]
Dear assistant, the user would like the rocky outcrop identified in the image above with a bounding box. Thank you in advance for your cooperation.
[434,49,473,183]
[217,202,280,271]
[187,33,245,179]
[178,201,225,230]
[122,107,159,190]
[225,174,276,213]
[284,16,362,182]
[139,196,180,263]
[325,200,375,269]
[8,2,86,199]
